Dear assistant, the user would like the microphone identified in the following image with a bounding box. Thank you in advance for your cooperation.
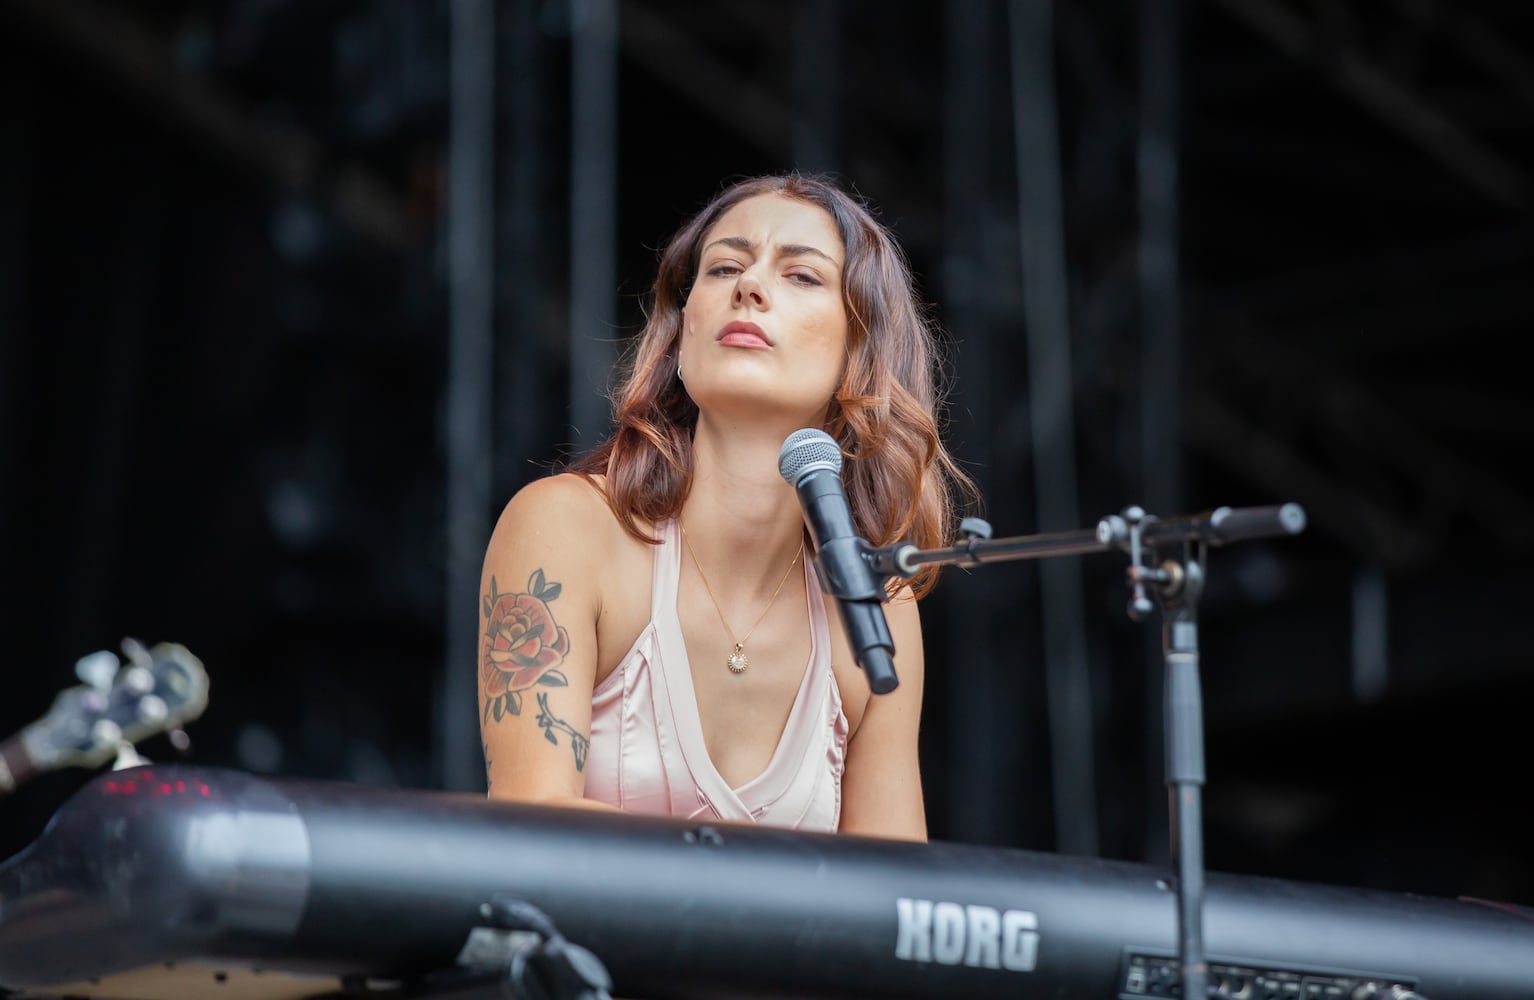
[778,429,899,695]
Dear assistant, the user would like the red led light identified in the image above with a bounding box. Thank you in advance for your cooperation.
[99,776,215,798]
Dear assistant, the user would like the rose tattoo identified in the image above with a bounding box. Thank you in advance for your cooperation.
[481,569,572,723]
[480,570,589,772]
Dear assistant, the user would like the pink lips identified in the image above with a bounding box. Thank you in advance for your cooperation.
[717,320,772,349]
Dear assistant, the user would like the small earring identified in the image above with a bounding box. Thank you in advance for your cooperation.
[677,363,683,381]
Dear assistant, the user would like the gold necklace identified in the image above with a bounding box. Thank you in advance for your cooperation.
[679,521,804,675]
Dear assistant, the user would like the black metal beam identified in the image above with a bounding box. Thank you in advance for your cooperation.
[1009,0,1100,858]
[439,0,497,793]
[567,0,620,451]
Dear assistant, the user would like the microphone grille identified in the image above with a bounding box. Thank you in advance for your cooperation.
[778,428,842,484]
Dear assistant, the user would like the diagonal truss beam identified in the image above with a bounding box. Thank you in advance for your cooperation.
[1,0,412,248]
[1187,303,1534,569]
[1206,0,1531,209]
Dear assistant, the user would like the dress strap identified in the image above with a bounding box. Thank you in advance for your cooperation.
[651,519,681,619]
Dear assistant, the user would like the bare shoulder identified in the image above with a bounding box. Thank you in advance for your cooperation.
[483,472,657,684]
[483,474,610,602]
[489,473,615,553]
[499,471,611,525]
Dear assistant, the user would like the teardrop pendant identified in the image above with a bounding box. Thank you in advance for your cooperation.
[727,643,749,674]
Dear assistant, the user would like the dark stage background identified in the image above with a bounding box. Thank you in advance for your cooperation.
[2,0,1532,911]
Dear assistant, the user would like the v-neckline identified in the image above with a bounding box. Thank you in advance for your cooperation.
[658,520,823,812]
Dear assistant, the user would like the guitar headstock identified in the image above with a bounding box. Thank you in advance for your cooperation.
[17,640,210,776]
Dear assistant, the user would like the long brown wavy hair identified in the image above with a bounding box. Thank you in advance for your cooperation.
[570,173,977,598]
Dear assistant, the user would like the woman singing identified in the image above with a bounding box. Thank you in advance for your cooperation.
[478,173,973,841]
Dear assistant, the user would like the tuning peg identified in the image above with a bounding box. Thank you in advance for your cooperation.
[120,637,152,670]
[75,650,119,692]
[136,693,169,724]
[122,666,156,698]
[91,719,122,747]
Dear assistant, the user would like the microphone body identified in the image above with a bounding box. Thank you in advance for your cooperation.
[778,430,900,695]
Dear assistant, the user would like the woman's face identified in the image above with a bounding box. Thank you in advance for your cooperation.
[679,194,849,427]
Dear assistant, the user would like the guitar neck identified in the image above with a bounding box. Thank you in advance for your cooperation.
[0,735,37,797]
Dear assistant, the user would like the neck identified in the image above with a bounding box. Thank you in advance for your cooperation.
[681,414,812,598]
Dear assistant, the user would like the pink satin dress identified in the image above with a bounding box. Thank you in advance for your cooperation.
[583,519,848,831]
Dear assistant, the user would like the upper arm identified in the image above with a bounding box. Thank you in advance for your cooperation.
[839,591,928,841]
[479,474,605,803]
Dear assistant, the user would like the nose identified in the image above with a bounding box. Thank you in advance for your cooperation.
[732,267,768,310]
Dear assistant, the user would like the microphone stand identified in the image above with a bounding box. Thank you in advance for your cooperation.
[866,503,1307,1000]
[1121,505,1209,1000]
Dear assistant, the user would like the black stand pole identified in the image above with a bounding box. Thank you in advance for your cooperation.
[864,502,1306,1000]
[1164,594,1207,1000]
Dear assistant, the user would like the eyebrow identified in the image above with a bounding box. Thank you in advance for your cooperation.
[702,236,841,268]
